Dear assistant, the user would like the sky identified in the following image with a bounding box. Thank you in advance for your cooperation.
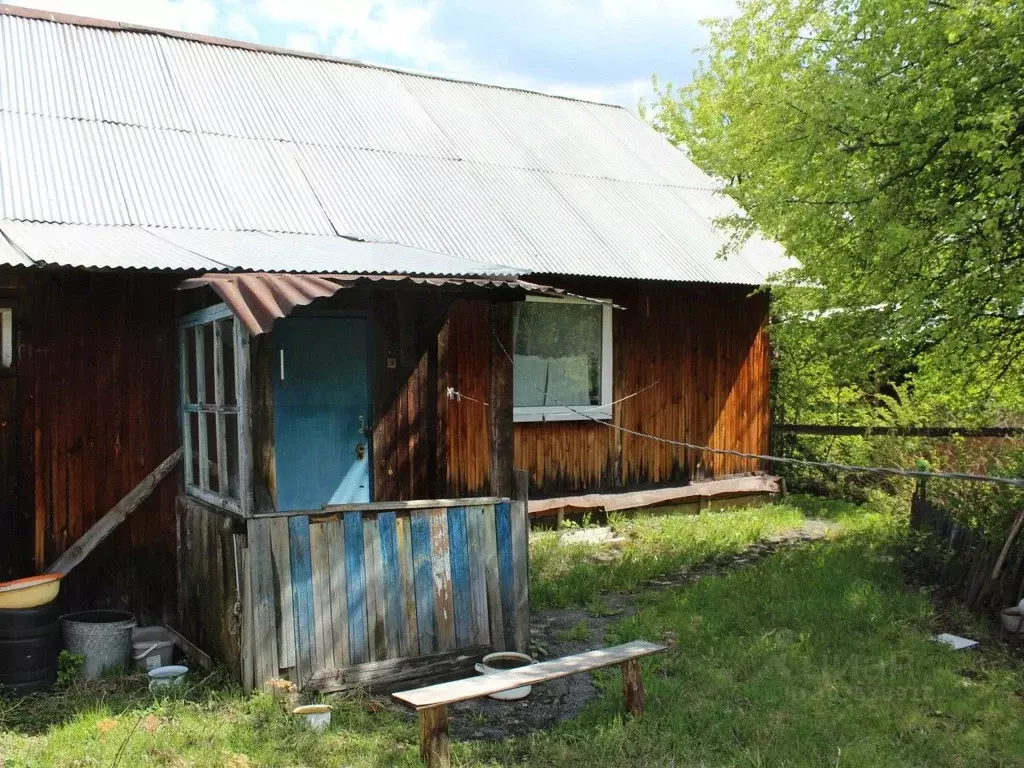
[26,0,739,109]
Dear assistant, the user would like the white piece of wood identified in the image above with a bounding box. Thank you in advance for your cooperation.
[47,448,183,575]
[529,475,781,516]
[392,640,666,709]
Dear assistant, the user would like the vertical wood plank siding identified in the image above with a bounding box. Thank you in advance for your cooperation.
[251,501,524,691]
[176,497,243,682]
[5,273,181,617]
[447,280,771,498]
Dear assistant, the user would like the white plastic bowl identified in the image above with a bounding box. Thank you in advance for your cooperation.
[474,651,537,700]
[148,665,188,689]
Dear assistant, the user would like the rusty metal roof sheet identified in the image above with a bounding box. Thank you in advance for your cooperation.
[179,272,604,334]
[0,5,796,285]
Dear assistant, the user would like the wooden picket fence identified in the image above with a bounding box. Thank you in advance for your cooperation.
[242,497,530,693]
[910,482,1024,612]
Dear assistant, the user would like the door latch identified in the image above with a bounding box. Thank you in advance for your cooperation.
[355,443,366,461]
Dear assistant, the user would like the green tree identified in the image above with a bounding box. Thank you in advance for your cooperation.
[650,0,1024,422]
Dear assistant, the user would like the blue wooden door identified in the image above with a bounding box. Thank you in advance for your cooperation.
[273,316,371,511]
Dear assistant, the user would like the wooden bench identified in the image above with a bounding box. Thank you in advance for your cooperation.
[392,640,667,768]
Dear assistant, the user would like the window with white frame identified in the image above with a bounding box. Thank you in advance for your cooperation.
[180,305,249,513]
[0,307,12,371]
[513,297,613,422]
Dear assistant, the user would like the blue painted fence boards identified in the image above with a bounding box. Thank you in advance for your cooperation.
[275,500,524,689]
[447,506,472,649]
[377,511,403,659]
[288,515,315,684]
[411,510,438,655]
[495,501,517,650]
[343,511,369,665]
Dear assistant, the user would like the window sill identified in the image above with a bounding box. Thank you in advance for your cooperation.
[513,407,612,423]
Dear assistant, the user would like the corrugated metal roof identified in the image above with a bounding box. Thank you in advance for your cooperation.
[0,6,796,284]
[0,221,520,276]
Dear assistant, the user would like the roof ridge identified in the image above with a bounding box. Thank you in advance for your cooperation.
[0,3,629,111]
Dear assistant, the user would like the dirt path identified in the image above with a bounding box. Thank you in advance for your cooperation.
[439,520,838,742]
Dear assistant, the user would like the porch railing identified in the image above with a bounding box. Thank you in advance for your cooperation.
[244,497,529,692]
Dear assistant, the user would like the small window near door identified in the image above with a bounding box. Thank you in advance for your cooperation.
[0,308,12,370]
[180,305,248,512]
[513,297,612,422]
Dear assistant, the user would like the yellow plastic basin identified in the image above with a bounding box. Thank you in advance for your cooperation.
[0,574,62,609]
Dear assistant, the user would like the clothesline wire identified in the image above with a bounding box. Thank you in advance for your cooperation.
[484,331,1024,489]
[446,378,661,411]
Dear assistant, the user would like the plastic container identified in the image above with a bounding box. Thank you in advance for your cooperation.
[132,626,175,671]
[293,704,332,732]
[0,598,60,695]
[148,665,188,689]
[61,610,137,680]
[474,651,538,700]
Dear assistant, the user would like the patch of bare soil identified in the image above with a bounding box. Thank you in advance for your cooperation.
[395,520,838,742]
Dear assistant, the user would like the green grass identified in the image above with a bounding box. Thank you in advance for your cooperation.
[530,502,808,609]
[473,507,1024,767]
[5,496,1024,766]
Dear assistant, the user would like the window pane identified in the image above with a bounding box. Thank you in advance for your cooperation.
[224,413,240,499]
[513,302,602,408]
[218,319,237,407]
[183,328,197,404]
[187,411,200,484]
[205,411,220,491]
[1,308,12,369]
[200,323,216,405]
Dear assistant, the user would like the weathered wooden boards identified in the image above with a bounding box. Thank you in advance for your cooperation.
[48,448,182,575]
[252,500,525,691]
[393,641,667,768]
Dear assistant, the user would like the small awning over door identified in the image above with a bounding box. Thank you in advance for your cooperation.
[178,272,613,335]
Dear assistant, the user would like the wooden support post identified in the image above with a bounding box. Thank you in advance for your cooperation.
[621,659,646,717]
[489,302,515,498]
[418,704,450,768]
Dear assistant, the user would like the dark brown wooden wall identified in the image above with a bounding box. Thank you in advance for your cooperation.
[2,272,181,621]
[437,299,494,497]
[0,275,28,581]
[374,294,507,500]
[517,279,770,495]
[444,279,771,498]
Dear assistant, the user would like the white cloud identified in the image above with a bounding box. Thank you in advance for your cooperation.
[284,31,321,53]
[34,0,736,109]
[224,12,259,42]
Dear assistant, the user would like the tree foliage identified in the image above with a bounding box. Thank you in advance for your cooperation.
[650,0,1024,423]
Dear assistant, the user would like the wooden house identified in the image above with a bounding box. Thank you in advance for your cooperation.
[0,6,791,690]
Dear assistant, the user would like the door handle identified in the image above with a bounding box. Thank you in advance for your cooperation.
[355,443,366,461]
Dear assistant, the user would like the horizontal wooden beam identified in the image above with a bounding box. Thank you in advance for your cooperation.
[776,424,1024,438]
[530,475,780,517]
[253,497,510,519]
[184,485,243,515]
[306,646,489,693]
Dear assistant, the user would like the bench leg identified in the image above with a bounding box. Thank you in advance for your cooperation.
[418,704,450,768]
[621,659,646,717]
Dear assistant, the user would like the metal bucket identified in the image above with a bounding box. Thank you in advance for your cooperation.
[61,610,137,680]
